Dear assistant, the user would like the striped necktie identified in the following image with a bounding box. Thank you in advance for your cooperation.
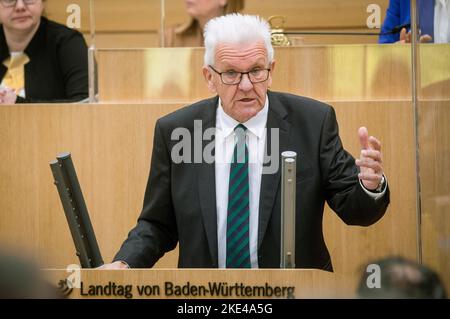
[226,124,251,268]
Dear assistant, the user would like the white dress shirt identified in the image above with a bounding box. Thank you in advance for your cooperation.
[434,0,450,43]
[216,96,268,268]
[214,95,386,268]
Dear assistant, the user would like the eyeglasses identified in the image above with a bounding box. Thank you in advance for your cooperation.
[209,65,271,85]
[0,0,37,8]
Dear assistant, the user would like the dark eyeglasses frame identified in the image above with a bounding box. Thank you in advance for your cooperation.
[208,65,271,85]
[0,0,37,8]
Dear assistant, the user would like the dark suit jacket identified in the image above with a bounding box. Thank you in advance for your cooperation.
[379,0,435,43]
[0,17,88,103]
[114,91,390,271]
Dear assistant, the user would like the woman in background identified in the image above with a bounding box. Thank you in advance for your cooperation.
[0,0,88,104]
[164,0,244,47]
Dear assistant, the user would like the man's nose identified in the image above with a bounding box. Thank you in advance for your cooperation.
[14,0,26,9]
[238,73,254,91]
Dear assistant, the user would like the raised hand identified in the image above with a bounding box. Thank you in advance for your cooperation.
[356,127,384,191]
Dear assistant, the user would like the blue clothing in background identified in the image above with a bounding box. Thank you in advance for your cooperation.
[379,0,435,43]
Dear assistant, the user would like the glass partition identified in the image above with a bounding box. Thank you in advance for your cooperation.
[414,0,450,293]
[44,0,398,48]
[44,0,416,103]
[91,44,414,103]
[87,0,417,103]
[90,1,402,102]
[45,0,394,48]
[39,0,449,292]
[163,0,391,46]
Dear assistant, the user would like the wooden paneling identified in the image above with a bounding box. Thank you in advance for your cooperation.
[95,45,414,103]
[0,103,180,268]
[326,101,418,276]
[246,0,388,29]
[92,32,160,49]
[0,101,418,278]
[416,45,450,292]
[46,0,389,31]
[419,45,450,99]
[45,0,389,47]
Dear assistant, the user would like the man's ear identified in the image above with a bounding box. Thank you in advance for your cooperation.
[270,60,276,73]
[202,66,217,93]
[267,59,276,88]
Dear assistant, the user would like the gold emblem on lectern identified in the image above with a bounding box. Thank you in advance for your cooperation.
[268,15,291,46]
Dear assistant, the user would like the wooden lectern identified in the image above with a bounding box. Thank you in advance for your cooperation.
[43,269,353,299]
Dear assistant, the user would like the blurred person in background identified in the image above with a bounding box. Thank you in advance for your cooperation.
[379,0,449,44]
[357,256,447,299]
[0,0,88,104]
[164,0,244,47]
[0,249,62,298]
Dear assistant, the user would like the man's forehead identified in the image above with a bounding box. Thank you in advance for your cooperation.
[214,41,268,64]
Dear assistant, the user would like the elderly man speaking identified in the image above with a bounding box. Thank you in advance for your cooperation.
[103,14,390,270]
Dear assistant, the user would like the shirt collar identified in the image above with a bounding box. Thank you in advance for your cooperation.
[216,95,269,139]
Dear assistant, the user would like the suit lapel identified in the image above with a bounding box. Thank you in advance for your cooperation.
[258,92,291,248]
[196,96,219,265]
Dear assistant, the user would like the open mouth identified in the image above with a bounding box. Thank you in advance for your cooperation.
[239,98,255,103]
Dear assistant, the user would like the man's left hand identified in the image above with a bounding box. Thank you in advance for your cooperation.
[356,127,384,191]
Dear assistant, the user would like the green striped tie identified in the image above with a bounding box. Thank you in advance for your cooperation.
[226,124,251,268]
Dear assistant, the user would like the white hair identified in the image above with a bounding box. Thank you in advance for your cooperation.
[203,13,274,66]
